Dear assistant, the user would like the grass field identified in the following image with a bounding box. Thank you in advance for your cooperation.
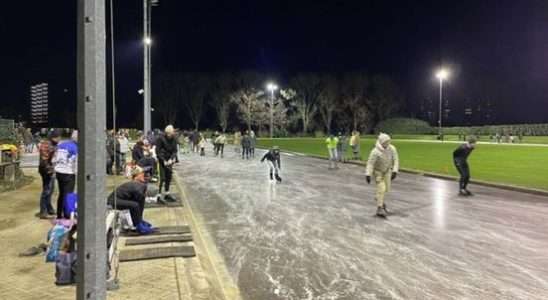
[258,138,548,191]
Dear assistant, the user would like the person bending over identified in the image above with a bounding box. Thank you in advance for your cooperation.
[261,146,282,182]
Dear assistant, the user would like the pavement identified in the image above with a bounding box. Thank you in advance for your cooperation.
[0,153,216,300]
[176,145,548,300]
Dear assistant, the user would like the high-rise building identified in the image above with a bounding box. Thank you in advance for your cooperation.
[30,83,49,125]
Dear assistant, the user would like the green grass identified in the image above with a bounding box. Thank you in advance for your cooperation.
[258,138,548,191]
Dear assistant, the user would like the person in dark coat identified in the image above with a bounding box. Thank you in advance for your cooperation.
[453,137,477,196]
[132,138,158,181]
[37,129,62,219]
[241,131,251,160]
[261,145,282,182]
[107,166,153,234]
[156,125,178,202]
[106,129,120,175]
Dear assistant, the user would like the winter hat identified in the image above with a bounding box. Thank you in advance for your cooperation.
[378,133,391,144]
[71,130,78,142]
[273,145,279,150]
[165,125,175,135]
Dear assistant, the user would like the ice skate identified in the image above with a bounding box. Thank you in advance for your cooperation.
[275,174,282,182]
[458,189,468,197]
[464,189,474,196]
[376,206,387,218]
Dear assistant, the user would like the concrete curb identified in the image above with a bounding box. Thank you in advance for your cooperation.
[173,173,243,300]
[259,147,548,197]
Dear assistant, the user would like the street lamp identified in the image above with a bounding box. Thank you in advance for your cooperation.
[435,68,449,139]
[266,83,278,138]
[143,0,159,134]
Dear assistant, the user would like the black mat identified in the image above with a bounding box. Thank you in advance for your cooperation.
[121,225,191,237]
[124,234,193,246]
[119,246,196,262]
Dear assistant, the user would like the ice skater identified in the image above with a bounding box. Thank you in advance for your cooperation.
[365,133,399,218]
[325,134,339,169]
[261,146,282,182]
[453,137,477,197]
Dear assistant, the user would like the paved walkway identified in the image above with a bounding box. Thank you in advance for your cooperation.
[177,146,548,300]
[0,158,214,299]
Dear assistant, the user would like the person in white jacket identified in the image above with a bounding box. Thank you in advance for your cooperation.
[365,133,399,218]
[52,130,78,219]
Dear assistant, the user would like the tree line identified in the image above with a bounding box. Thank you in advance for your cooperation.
[152,71,403,136]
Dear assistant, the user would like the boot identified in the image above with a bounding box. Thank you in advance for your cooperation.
[458,189,468,197]
[275,174,282,182]
[270,173,273,180]
[142,220,152,228]
[464,189,474,196]
[164,194,177,203]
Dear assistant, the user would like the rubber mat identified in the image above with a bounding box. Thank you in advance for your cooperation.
[119,246,196,261]
[125,234,193,246]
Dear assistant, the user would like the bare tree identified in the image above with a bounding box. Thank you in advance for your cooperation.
[154,73,185,126]
[290,73,321,135]
[368,74,402,121]
[341,72,369,131]
[230,88,264,131]
[317,75,340,133]
[181,73,208,130]
[210,73,233,133]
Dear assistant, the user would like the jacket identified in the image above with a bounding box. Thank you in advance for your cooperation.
[215,135,227,145]
[132,142,145,162]
[106,134,120,156]
[118,137,130,153]
[325,137,339,149]
[107,181,147,204]
[261,150,281,168]
[250,135,257,148]
[365,140,399,175]
[241,135,251,147]
[156,133,178,162]
[53,141,78,175]
[453,143,474,165]
[38,139,58,175]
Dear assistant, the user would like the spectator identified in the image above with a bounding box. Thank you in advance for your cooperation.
[106,129,120,175]
[107,166,153,234]
[214,132,227,158]
[241,131,251,160]
[37,129,62,219]
[336,132,346,163]
[132,138,158,182]
[52,130,78,219]
[24,128,34,153]
[349,131,361,161]
[233,131,242,156]
[156,125,178,203]
[118,132,130,170]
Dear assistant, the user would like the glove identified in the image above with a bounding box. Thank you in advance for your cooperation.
[166,159,173,166]
[391,172,397,180]
[366,175,371,184]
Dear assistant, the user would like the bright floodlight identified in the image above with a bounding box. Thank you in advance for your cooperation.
[143,37,152,45]
[436,69,449,80]
[138,89,144,95]
[267,83,278,91]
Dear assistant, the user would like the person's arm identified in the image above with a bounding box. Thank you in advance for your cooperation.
[156,138,166,162]
[392,146,399,173]
[365,149,377,177]
[260,152,268,163]
[277,156,281,169]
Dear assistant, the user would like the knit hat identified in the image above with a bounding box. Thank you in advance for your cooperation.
[378,133,391,144]
[130,166,144,178]
[273,145,279,150]
[165,125,175,135]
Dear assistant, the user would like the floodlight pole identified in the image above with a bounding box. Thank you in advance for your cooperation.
[438,77,443,137]
[77,0,107,299]
[143,0,151,134]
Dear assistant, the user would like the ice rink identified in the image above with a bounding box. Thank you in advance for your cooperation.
[176,147,548,300]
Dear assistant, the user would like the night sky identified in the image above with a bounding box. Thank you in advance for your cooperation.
[1,0,547,128]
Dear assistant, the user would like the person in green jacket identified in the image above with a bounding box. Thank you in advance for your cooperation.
[325,134,339,169]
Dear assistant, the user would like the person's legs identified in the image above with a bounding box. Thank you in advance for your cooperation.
[462,164,471,192]
[158,160,166,194]
[107,155,114,174]
[39,173,55,215]
[109,198,142,226]
[267,161,274,180]
[220,144,224,158]
[454,162,467,193]
[56,173,68,218]
[374,171,390,215]
[250,147,255,158]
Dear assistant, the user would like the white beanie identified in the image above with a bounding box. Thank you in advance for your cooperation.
[165,125,175,134]
[378,133,391,144]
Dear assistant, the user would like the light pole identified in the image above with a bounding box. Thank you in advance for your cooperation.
[143,0,158,134]
[266,83,278,138]
[435,68,449,138]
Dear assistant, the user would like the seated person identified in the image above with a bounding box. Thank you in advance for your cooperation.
[132,138,158,182]
[107,166,153,234]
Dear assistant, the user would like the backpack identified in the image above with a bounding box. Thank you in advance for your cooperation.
[55,251,77,285]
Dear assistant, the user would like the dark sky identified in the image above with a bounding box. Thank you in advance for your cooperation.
[1,0,548,127]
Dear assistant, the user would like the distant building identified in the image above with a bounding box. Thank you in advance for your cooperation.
[30,83,49,125]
